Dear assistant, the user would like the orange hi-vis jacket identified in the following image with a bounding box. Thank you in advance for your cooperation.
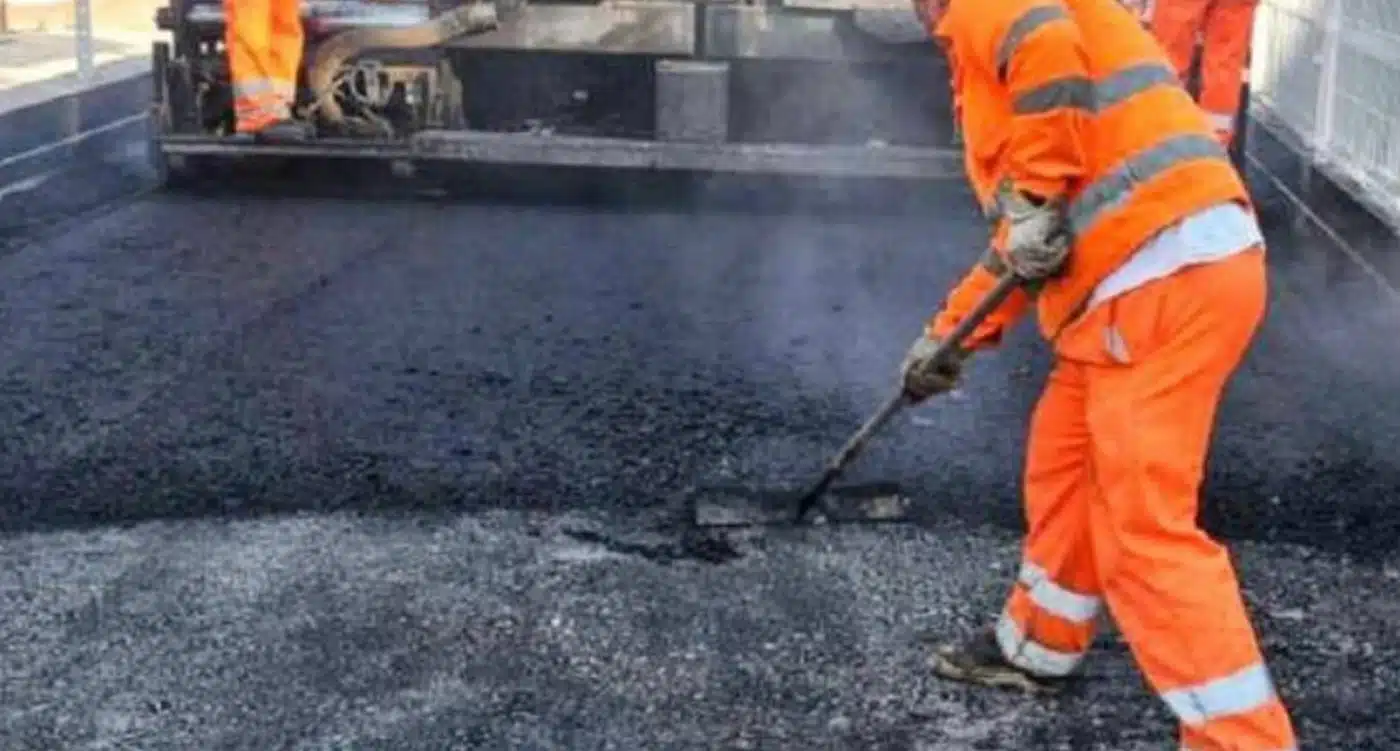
[927,0,1252,345]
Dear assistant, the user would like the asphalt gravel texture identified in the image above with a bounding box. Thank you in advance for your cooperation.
[1,149,1398,750]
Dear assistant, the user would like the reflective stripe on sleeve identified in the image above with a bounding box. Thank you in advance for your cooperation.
[994,609,1086,677]
[1013,77,1096,115]
[1094,63,1179,110]
[996,5,1072,82]
[1017,561,1102,624]
[1067,134,1231,236]
[1012,62,1178,116]
[993,63,1192,220]
[1160,663,1280,727]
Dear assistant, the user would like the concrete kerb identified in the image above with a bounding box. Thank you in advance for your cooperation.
[0,54,151,188]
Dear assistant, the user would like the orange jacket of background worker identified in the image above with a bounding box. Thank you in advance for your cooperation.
[225,0,310,141]
[900,0,1297,749]
[1134,0,1259,146]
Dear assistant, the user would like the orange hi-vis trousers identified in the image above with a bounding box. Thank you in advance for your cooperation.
[225,0,304,133]
[1149,0,1259,147]
[995,249,1297,750]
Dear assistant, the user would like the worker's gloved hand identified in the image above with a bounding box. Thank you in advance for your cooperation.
[901,335,969,403]
[1001,190,1072,281]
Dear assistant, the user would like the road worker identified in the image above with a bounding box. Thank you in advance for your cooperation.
[1130,0,1259,147]
[225,0,310,141]
[903,0,1295,748]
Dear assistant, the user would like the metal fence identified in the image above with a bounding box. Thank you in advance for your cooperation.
[0,0,157,182]
[1252,0,1400,228]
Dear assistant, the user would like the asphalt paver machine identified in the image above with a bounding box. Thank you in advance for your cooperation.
[146,0,969,186]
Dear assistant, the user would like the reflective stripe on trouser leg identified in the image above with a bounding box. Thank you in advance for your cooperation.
[1205,110,1235,146]
[994,610,1087,677]
[996,360,1104,679]
[225,0,300,132]
[1169,662,1296,750]
[233,77,294,105]
[998,560,1102,677]
[233,86,292,133]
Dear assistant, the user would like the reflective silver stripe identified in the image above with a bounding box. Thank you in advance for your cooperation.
[1067,134,1230,236]
[1015,63,1179,116]
[232,78,279,99]
[1018,561,1102,623]
[996,5,1071,82]
[236,100,290,117]
[1013,76,1095,116]
[1160,663,1279,727]
[998,64,1186,206]
[234,98,290,124]
[994,609,1085,677]
[1206,111,1236,131]
[1095,63,1179,110]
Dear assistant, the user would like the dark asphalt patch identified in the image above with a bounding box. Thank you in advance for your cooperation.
[0,164,1396,748]
[691,481,910,528]
[560,527,743,565]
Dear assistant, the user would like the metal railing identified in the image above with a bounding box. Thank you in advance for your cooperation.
[1251,0,1400,229]
[0,0,155,179]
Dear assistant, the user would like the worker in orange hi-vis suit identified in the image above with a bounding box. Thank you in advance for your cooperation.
[902,0,1295,748]
[1142,0,1259,146]
[224,0,310,142]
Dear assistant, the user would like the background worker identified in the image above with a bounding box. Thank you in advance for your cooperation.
[904,0,1295,748]
[1133,0,1260,147]
[225,0,309,142]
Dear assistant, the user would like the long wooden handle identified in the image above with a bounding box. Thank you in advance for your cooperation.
[794,272,1022,518]
[920,271,1022,365]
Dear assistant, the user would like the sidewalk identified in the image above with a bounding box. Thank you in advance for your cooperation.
[2,0,164,33]
[0,29,155,90]
[1,0,163,90]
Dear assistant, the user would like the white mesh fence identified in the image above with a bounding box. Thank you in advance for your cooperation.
[1252,0,1400,227]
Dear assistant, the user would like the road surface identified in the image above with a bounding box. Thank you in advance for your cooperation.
[0,153,1397,749]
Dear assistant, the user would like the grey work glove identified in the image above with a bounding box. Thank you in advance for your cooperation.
[1001,190,1072,281]
[901,335,970,403]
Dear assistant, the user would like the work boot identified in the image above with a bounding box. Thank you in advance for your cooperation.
[925,626,1066,694]
[254,119,312,144]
